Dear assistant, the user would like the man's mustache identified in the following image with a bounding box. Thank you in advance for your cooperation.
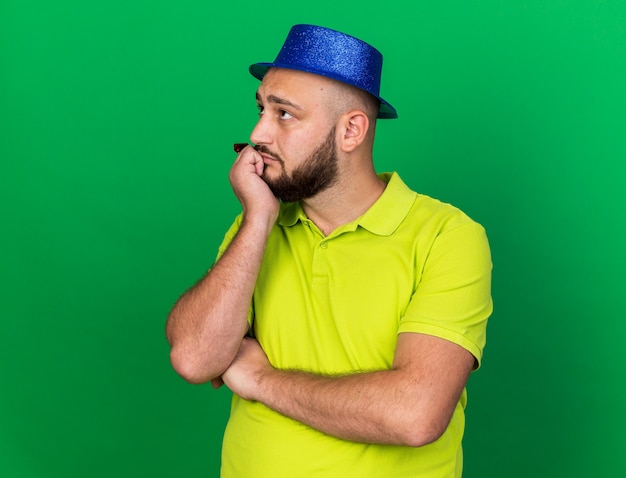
[255,145,285,166]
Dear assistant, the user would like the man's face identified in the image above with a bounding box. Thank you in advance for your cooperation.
[251,69,340,202]
[256,127,337,203]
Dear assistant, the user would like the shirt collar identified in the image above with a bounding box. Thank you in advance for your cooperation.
[358,172,417,236]
[278,172,417,236]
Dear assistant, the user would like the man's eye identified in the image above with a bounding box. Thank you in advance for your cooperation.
[280,110,293,120]
[257,106,265,116]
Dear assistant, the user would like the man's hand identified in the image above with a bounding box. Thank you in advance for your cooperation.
[220,337,272,400]
[229,145,280,224]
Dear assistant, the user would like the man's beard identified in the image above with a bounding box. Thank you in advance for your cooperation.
[258,127,338,203]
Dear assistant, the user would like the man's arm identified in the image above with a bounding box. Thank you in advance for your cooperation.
[221,332,475,447]
[165,146,279,384]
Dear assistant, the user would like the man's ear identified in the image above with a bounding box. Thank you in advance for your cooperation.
[338,110,370,153]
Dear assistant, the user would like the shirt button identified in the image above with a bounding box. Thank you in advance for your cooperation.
[320,242,328,249]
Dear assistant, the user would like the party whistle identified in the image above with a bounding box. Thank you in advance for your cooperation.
[233,143,249,153]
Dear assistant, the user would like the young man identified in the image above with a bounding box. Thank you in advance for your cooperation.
[166,24,492,477]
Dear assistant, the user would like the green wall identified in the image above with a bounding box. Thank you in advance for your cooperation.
[2,1,624,476]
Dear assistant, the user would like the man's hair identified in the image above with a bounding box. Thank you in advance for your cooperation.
[327,80,381,124]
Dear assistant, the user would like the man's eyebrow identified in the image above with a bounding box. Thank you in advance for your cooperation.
[256,92,302,110]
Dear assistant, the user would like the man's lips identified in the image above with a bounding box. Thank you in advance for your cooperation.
[260,153,278,164]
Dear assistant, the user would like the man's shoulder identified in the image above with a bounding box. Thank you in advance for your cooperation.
[387,172,482,231]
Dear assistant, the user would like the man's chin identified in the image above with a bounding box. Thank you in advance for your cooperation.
[261,167,282,185]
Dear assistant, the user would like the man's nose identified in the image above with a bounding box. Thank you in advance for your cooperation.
[250,114,272,145]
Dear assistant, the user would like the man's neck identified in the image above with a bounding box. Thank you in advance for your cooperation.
[301,171,387,236]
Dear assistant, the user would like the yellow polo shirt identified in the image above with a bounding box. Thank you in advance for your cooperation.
[217,172,492,478]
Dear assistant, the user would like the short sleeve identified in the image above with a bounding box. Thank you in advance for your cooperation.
[398,221,493,369]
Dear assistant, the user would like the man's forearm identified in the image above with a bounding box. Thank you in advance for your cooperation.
[257,367,434,446]
[166,217,272,383]
[222,334,473,447]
